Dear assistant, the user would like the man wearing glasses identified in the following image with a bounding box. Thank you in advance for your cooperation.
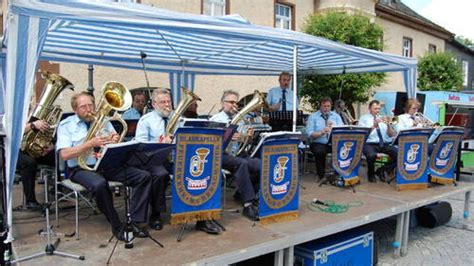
[135,88,221,234]
[210,90,261,221]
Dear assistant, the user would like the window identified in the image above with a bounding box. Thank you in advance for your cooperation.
[402,37,412,57]
[202,0,227,16]
[428,44,437,54]
[462,60,469,87]
[275,3,293,30]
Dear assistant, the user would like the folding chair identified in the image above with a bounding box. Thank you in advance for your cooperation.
[54,153,97,240]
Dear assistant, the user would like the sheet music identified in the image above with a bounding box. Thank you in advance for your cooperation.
[250,131,303,158]
[94,140,173,171]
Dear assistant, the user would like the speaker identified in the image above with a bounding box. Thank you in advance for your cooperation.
[393,92,426,116]
[416,202,452,228]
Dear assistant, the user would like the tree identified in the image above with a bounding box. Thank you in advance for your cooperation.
[301,12,386,109]
[455,36,474,47]
[417,52,463,92]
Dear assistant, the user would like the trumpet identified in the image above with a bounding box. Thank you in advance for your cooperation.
[414,112,440,128]
[382,116,399,125]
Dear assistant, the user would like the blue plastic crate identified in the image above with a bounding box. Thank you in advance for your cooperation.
[295,231,373,266]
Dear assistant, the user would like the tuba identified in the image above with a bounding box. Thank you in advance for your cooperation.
[77,82,132,171]
[21,72,74,157]
[165,86,201,136]
[227,90,266,156]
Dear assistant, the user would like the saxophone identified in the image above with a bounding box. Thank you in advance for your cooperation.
[21,72,74,157]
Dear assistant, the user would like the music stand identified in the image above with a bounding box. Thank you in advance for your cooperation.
[319,126,370,191]
[11,164,84,263]
[98,142,172,264]
[269,111,303,132]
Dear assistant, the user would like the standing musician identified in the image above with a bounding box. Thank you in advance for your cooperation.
[266,72,299,112]
[56,92,152,241]
[16,119,55,210]
[306,97,344,180]
[210,90,261,221]
[135,88,221,234]
[357,100,398,182]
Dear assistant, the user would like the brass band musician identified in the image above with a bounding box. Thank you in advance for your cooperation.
[135,88,221,234]
[56,92,152,241]
[210,90,261,221]
[16,119,55,210]
[306,97,344,180]
[395,98,422,132]
[357,100,398,182]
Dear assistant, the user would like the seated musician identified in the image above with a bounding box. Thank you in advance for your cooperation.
[135,88,221,234]
[210,90,261,221]
[334,99,356,125]
[306,97,344,180]
[56,92,152,241]
[122,90,148,120]
[357,100,398,183]
[396,98,438,154]
[266,72,299,112]
[16,119,55,210]
[395,98,423,132]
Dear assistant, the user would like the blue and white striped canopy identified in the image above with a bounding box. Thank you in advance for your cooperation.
[1,0,418,242]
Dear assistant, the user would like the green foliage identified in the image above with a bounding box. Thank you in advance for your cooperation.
[301,12,386,108]
[455,36,474,46]
[417,52,463,91]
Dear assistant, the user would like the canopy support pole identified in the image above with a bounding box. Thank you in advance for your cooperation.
[292,45,298,132]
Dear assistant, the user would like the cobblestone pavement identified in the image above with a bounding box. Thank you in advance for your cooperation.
[374,193,474,265]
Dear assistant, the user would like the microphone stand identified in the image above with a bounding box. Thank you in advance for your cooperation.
[140,51,153,114]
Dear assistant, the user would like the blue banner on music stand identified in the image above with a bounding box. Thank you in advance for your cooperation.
[429,127,464,185]
[331,127,369,186]
[171,127,224,225]
[396,129,432,190]
[259,138,299,225]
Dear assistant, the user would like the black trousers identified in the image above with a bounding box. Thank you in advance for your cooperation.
[16,150,55,203]
[145,160,172,217]
[362,143,398,179]
[222,154,261,204]
[69,166,152,230]
[309,143,331,179]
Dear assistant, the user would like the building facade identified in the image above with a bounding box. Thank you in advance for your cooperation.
[445,39,474,90]
[0,0,457,113]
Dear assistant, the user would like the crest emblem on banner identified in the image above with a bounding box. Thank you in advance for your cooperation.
[273,156,289,183]
[397,136,427,180]
[430,137,461,175]
[171,128,224,225]
[260,140,299,225]
[190,148,210,177]
[429,129,463,185]
[332,134,364,177]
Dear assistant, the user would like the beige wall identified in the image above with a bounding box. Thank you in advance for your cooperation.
[376,17,445,93]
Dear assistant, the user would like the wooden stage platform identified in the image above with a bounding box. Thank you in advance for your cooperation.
[10,174,474,265]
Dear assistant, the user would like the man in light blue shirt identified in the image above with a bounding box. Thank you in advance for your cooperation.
[306,97,344,180]
[210,90,261,221]
[266,72,299,111]
[357,100,398,182]
[136,89,220,234]
[56,91,152,240]
[122,91,148,120]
